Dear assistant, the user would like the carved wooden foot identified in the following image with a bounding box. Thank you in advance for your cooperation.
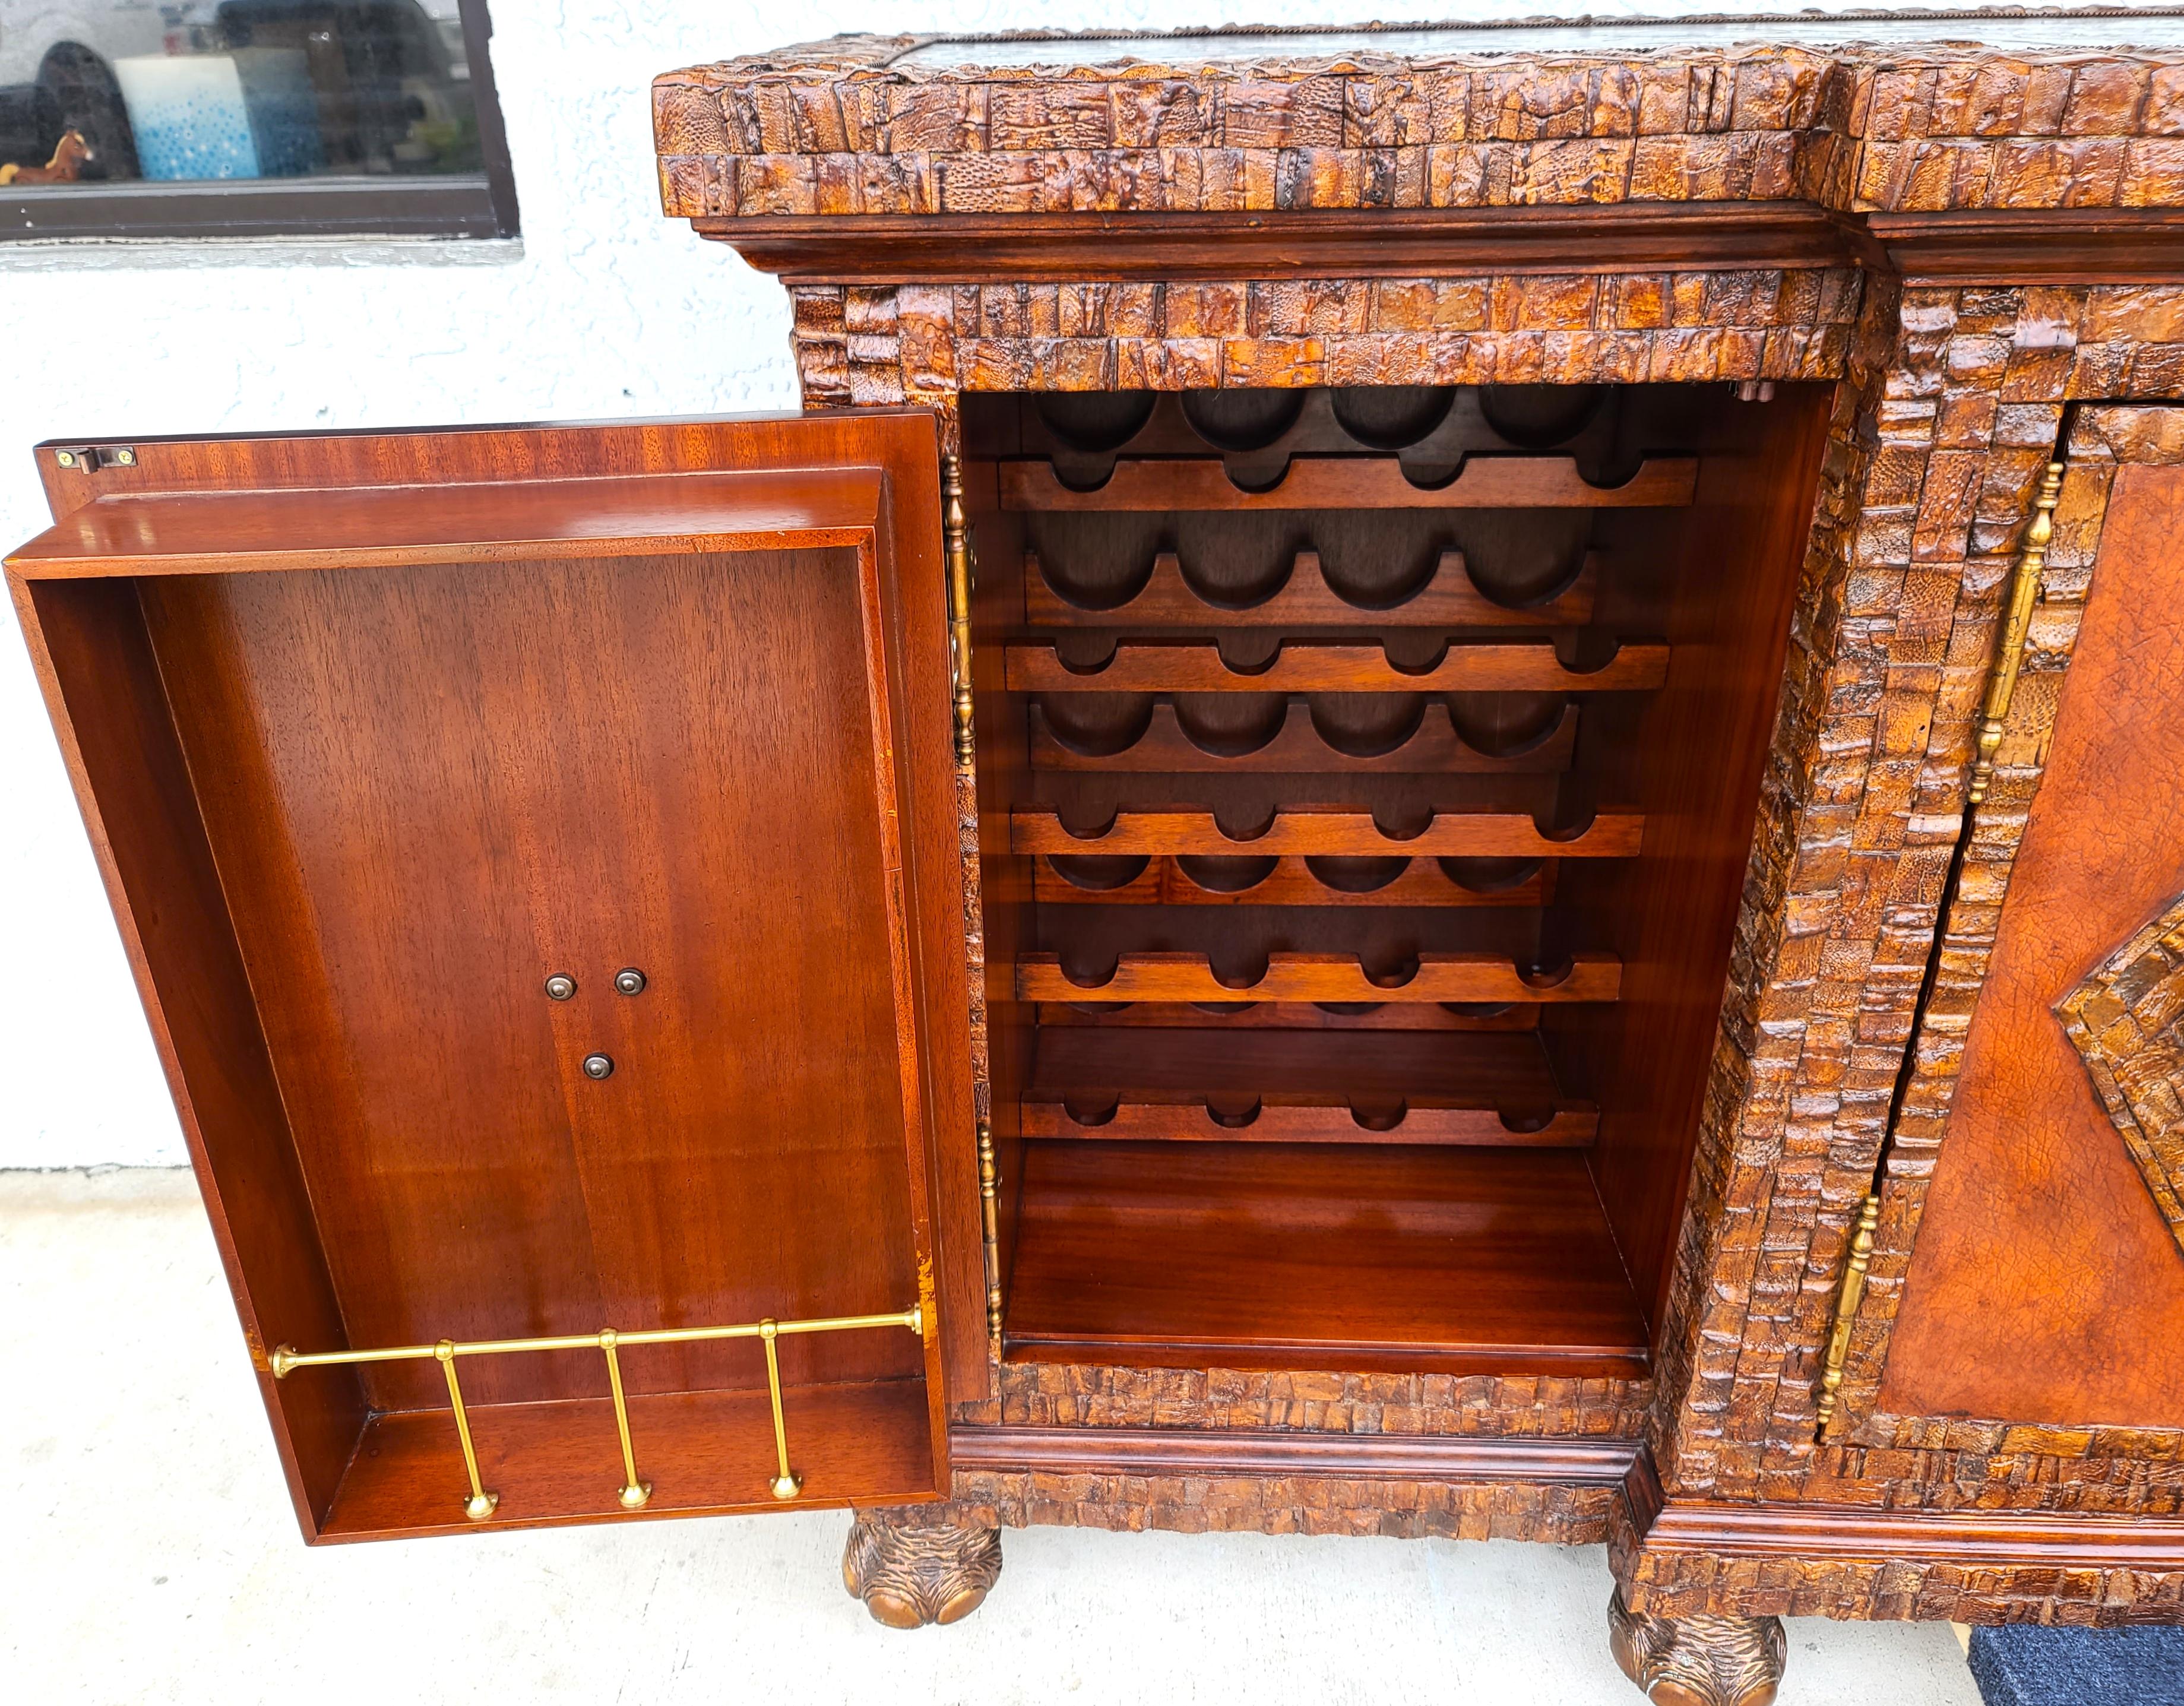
[1608,1588,1786,1706]
[842,1505,1002,1628]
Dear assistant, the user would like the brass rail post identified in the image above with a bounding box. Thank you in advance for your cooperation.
[435,1340,498,1521]
[758,1319,801,1500]
[599,1328,648,1510]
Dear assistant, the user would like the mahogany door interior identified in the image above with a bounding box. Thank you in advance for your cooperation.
[6,414,979,1540]
[961,382,1833,1376]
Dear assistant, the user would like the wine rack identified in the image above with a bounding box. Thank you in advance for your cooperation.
[963,379,1822,1375]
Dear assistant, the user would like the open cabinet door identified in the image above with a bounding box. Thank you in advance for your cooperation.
[5,414,978,1541]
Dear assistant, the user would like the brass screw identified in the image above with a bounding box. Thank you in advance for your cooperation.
[112,447,137,466]
[55,450,77,468]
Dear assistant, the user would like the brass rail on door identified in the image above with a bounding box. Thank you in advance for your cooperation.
[271,1305,925,1520]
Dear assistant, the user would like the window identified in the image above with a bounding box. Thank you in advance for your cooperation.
[0,0,516,239]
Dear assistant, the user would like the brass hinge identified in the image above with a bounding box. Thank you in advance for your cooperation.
[1967,460,2064,806]
[1813,1193,1879,1434]
[977,1118,1003,1357]
[942,453,977,773]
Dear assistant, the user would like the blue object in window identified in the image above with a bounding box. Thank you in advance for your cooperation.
[112,49,323,181]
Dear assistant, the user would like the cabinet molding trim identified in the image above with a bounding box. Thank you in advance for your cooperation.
[703,206,2184,290]
[948,1423,1637,1484]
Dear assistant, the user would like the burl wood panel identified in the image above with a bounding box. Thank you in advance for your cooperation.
[140,547,923,1413]
[1879,464,2184,1426]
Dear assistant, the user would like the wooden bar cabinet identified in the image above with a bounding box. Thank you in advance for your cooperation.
[15,14,2184,1701]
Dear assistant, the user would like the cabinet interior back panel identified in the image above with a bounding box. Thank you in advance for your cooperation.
[140,548,923,1413]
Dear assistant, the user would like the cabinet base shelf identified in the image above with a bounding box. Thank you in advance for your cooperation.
[318,1378,937,1542]
[1003,1141,1650,1378]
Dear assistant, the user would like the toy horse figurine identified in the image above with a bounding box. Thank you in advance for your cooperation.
[0,130,94,186]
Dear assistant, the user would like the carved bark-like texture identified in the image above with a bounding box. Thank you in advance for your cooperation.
[1617,407,2184,1618]
[670,30,2184,1611]
[952,1362,1653,1435]
[843,1504,1004,1628]
[786,276,2184,425]
[873,286,2184,1556]
[1818,406,2184,1488]
[1608,1495,2184,1623]
[941,1366,1645,1539]
[1609,1588,1786,1706]
[1639,327,2184,1534]
[654,34,2184,218]
[954,1468,1615,1541]
[2058,894,2184,1260]
[789,269,1866,414]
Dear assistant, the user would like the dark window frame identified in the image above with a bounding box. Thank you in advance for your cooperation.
[1,0,518,242]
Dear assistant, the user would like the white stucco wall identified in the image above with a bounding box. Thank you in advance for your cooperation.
[0,0,2034,1168]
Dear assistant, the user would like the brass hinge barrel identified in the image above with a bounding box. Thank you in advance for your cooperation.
[1814,1193,1880,1435]
[977,1118,1003,1356]
[1968,460,2064,806]
[942,453,976,771]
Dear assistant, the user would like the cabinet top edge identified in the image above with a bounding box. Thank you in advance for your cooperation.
[653,13,2184,232]
[662,11,2184,86]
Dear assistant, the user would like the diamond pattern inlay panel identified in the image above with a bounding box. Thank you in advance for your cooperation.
[2058,893,2184,1262]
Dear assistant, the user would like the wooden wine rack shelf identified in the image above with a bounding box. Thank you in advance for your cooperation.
[1020,1101,1597,1145]
[1006,640,1669,694]
[1021,1027,1596,1146]
[1014,951,1621,1004]
[1033,854,1552,909]
[1028,702,1580,774]
[1012,808,1642,859]
[1033,1002,1547,1032]
[1024,549,1600,629]
[999,455,1698,512]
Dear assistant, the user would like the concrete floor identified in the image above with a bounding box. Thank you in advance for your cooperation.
[1,1169,1983,1705]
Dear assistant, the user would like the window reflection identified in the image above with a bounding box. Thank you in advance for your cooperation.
[0,1,482,186]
